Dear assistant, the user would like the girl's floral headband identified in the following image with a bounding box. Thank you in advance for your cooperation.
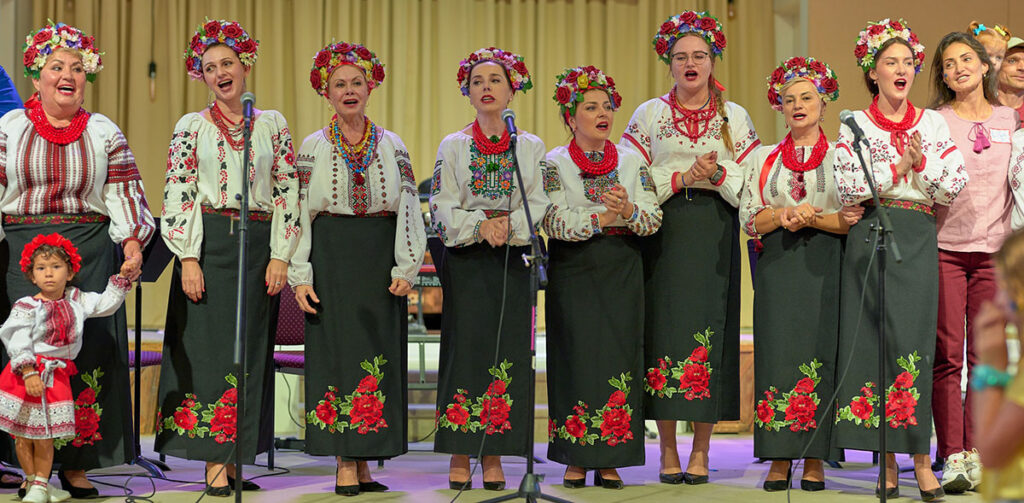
[310,42,385,96]
[22,21,103,82]
[184,19,259,80]
[854,18,925,73]
[456,47,532,96]
[652,11,726,64]
[766,57,839,111]
[552,66,622,121]
[20,233,82,274]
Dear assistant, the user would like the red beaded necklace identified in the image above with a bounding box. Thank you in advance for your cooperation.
[472,120,511,155]
[780,128,829,173]
[869,96,917,154]
[26,101,90,146]
[668,86,717,143]
[568,138,618,177]
[209,102,246,151]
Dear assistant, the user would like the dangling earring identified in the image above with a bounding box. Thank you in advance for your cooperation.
[207,91,215,108]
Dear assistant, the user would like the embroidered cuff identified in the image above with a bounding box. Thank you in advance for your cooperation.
[110,274,133,291]
[10,354,35,375]
[913,155,927,173]
[472,220,483,243]
[890,163,900,185]
[710,166,727,187]
[590,213,602,234]
[671,171,684,193]
[626,205,639,223]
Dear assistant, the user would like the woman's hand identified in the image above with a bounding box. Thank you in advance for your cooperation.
[895,132,923,177]
[389,278,413,297]
[265,258,288,296]
[479,217,510,247]
[181,258,205,302]
[840,205,865,226]
[23,373,43,397]
[121,240,143,281]
[688,152,718,182]
[779,204,819,232]
[294,284,320,314]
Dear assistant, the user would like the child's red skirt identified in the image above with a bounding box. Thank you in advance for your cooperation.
[0,357,76,439]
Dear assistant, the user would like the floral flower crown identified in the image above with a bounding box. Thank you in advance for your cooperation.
[456,47,532,96]
[853,18,925,73]
[309,42,385,96]
[766,57,839,111]
[552,66,622,120]
[22,20,103,82]
[184,19,259,80]
[652,11,727,64]
[20,233,82,274]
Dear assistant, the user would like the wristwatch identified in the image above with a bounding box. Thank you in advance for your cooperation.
[708,164,725,185]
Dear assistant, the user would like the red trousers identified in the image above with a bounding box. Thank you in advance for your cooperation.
[933,250,996,458]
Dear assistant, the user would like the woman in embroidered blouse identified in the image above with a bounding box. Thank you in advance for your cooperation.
[832,19,967,501]
[542,66,661,490]
[928,32,1016,495]
[429,47,549,491]
[289,42,424,496]
[619,11,759,484]
[0,22,154,498]
[156,20,298,497]
[740,57,853,492]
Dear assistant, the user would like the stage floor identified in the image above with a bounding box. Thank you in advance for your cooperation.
[69,434,985,502]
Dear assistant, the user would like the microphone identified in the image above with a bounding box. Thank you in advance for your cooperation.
[839,109,868,145]
[241,92,255,124]
[501,108,518,141]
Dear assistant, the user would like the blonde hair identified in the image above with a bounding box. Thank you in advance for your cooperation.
[969,21,1011,47]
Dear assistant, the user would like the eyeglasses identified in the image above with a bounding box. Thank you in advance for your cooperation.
[671,51,709,65]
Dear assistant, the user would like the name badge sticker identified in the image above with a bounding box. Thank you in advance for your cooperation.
[991,129,1011,143]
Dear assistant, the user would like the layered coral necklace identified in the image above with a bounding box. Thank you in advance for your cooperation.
[780,128,828,173]
[27,100,90,146]
[209,102,246,151]
[329,115,379,186]
[869,96,917,154]
[568,138,618,177]
[472,120,511,155]
[668,86,717,143]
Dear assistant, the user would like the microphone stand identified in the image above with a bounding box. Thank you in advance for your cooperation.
[232,103,253,502]
[850,133,902,503]
[480,135,568,503]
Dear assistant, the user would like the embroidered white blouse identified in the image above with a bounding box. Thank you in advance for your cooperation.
[1010,129,1024,230]
[541,144,662,240]
[739,143,841,237]
[288,126,426,286]
[0,275,132,373]
[833,109,967,207]
[429,131,550,247]
[619,97,760,206]
[0,110,155,245]
[160,110,300,261]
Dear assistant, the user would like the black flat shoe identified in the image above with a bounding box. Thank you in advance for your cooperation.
[226,475,261,491]
[58,471,100,499]
[359,480,388,492]
[483,480,506,491]
[683,472,709,485]
[205,485,232,497]
[659,472,685,484]
[800,479,825,491]
[335,484,359,496]
[449,479,472,490]
[593,471,624,490]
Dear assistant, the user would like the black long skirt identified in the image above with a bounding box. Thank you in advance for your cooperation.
[640,190,741,422]
[545,235,645,469]
[434,244,531,457]
[752,227,842,460]
[303,214,408,460]
[833,205,937,455]
[154,213,276,463]
[0,218,135,470]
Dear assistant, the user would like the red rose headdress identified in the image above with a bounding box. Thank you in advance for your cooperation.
[766,56,839,111]
[552,66,622,120]
[309,42,385,96]
[22,20,103,82]
[854,18,925,73]
[20,233,82,274]
[456,47,533,96]
[184,19,259,80]
[652,11,726,65]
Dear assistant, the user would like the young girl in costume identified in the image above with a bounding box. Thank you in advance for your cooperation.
[0,233,132,503]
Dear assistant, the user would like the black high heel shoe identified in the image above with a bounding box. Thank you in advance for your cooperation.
[335,466,359,497]
[483,479,506,491]
[58,471,100,499]
[226,475,261,491]
[449,479,472,490]
[875,461,899,499]
[359,480,389,492]
[593,470,624,490]
[800,479,825,491]
[763,462,792,492]
[683,472,709,485]
[659,472,685,484]
[563,468,586,488]
[914,467,945,502]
